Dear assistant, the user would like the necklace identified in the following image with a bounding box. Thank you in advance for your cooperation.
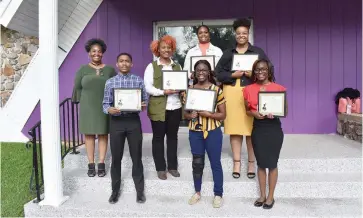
[259,82,271,91]
[89,62,104,76]
[90,61,102,66]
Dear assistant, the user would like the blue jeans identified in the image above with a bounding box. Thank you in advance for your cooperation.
[189,127,223,196]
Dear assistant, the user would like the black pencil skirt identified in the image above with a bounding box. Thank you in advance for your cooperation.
[251,118,284,169]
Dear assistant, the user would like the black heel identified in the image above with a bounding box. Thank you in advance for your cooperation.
[247,160,256,179]
[263,199,275,209]
[87,163,96,177]
[232,160,241,179]
[98,163,106,177]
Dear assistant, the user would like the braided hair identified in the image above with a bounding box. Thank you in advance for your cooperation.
[251,59,276,82]
[192,60,217,85]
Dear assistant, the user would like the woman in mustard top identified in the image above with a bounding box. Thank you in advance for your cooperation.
[184,60,226,208]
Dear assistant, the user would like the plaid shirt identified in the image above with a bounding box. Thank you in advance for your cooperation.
[102,73,148,115]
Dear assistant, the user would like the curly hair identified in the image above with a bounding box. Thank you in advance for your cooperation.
[192,60,217,85]
[150,35,177,57]
[251,59,276,82]
[232,18,251,31]
[85,38,107,53]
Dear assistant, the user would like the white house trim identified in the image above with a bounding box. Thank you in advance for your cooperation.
[0,0,22,26]
[0,0,103,143]
[37,0,68,207]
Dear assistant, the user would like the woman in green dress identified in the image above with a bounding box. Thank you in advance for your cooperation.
[72,38,116,177]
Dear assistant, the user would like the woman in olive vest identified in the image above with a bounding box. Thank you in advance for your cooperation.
[144,35,183,180]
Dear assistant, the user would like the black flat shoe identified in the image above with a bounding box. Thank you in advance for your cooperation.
[136,192,146,203]
[263,199,275,209]
[108,191,120,204]
[87,163,96,177]
[254,198,266,207]
[98,163,106,177]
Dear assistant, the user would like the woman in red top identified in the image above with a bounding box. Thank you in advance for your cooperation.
[243,59,287,209]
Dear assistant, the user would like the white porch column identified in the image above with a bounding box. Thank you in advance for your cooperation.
[38,0,69,207]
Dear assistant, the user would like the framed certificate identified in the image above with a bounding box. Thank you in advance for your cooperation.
[258,91,286,117]
[231,54,259,71]
[161,70,188,90]
[190,55,215,72]
[184,88,217,113]
[113,88,142,111]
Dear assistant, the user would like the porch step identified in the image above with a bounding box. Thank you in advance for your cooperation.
[63,134,362,173]
[24,191,362,217]
[62,168,362,198]
[24,134,362,217]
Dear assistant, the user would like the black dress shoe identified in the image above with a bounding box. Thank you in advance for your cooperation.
[136,192,146,203]
[263,199,275,209]
[97,163,106,177]
[168,170,180,177]
[254,198,266,207]
[87,163,96,177]
[108,191,120,204]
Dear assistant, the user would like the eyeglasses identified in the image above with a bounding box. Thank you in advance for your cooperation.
[254,68,268,74]
[195,69,210,74]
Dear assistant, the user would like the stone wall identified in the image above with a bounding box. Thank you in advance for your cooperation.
[337,113,362,143]
[0,25,39,107]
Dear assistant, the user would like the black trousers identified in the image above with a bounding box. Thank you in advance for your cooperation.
[151,108,182,171]
[110,114,144,193]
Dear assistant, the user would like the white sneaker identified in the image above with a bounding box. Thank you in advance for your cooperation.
[213,196,223,208]
[188,193,201,205]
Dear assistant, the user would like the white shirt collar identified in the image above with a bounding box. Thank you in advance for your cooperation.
[191,42,217,52]
[157,57,174,66]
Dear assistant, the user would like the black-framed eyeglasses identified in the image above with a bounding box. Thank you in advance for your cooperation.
[195,69,210,74]
[254,68,268,74]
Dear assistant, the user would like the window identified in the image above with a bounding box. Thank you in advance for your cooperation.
[152,19,254,128]
[153,19,254,66]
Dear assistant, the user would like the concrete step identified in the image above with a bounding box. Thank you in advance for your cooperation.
[24,191,362,217]
[62,168,362,198]
[63,134,362,173]
[64,153,362,173]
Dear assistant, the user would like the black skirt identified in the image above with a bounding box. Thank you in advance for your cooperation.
[251,118,284,169]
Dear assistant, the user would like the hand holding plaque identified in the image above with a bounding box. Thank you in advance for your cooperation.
[258,91,286,117]
[231,54,259,71]
[184,88,217,113]
[113,88,142,111]
[162,70,188,91]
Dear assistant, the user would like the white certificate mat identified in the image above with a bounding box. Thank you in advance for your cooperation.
[113,88,142,111]
[190,55,215,72]
[184,88,217,113]
[258,91,286,117]
[231,54,259,71]
[161,70,188,90]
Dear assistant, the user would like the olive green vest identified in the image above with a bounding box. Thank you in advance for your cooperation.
[147,61,184,121]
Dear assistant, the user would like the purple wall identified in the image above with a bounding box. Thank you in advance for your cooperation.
[23,0,362,136]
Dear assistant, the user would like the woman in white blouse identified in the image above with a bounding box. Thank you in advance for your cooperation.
[183,25,223,85]
[144,35,183,180]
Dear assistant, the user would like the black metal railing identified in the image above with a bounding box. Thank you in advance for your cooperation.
[25,98,84,203]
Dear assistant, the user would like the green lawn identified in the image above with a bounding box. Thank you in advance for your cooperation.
[1,142,37,217]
